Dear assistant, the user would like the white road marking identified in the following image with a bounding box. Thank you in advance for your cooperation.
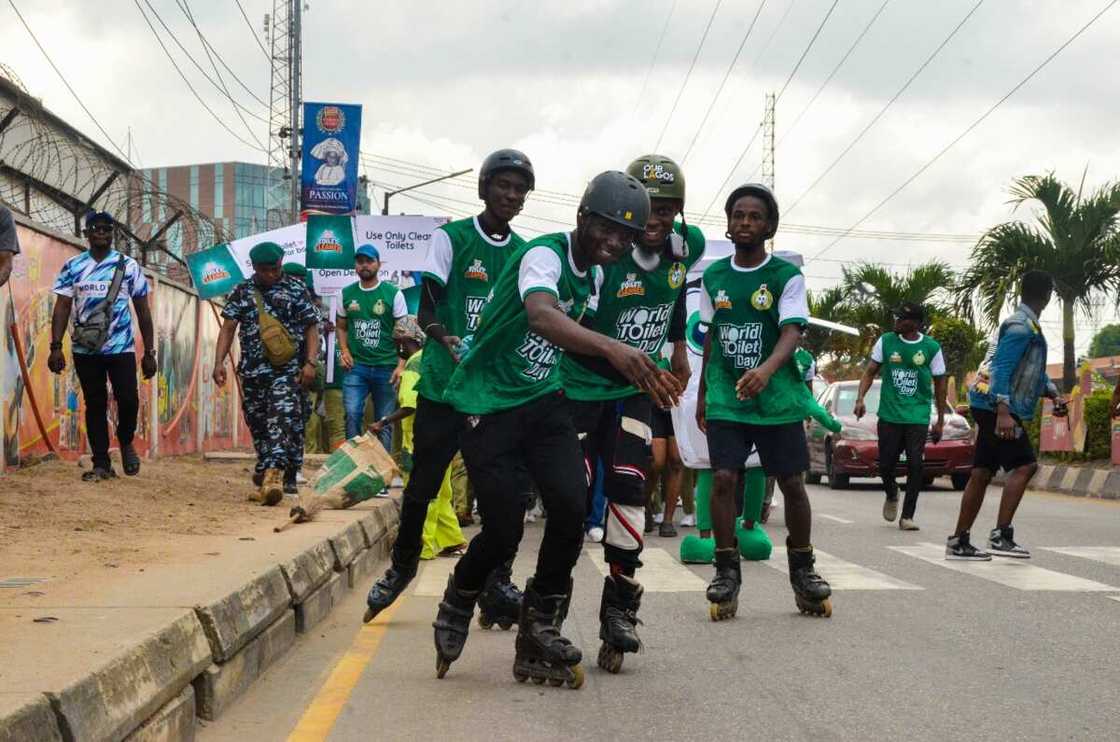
[890,542,1118,591]
[1041,547,1120,569]
[586,547,707,592]
[766,547,923,590]
[1109,596,1120,604]
[413,558,456,596]
[818,514,854,524]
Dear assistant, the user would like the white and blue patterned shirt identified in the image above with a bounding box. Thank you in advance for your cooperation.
[52,249,150,355]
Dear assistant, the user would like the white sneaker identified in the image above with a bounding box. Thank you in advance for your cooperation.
[586,527,604,543]
[653,512,664,525]
[680,513,696,528]
[295,471,308,484]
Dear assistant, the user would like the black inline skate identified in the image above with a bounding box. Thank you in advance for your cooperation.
[512,578,584,689]
[363,559,417,623]
[706,547,741,621]
[432,574,480,678]
[597,574,643,674]
[787,540,832,617]
[477,559,523,630]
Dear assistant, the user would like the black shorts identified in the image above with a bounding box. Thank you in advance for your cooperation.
[650,404,674,439]
[706,419,809,476]
[972,407,1036,473]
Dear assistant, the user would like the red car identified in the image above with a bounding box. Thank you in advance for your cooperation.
[806,380,975,491]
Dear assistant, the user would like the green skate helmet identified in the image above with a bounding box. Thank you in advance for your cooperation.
[626,154,686,204]
[478,148,535,198]
[578,170,651,232]
[724,182,779,239]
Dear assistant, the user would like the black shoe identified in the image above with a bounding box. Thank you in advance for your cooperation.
[988,526,1030,559]
[120,444,141,476]
[252,471,264,487]
[658,521,677,538]
[643,510,655,534]
[82,466,117,482]
[945,531,991,561]
[283,478,298,495]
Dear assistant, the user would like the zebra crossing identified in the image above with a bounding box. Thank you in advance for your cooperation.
[410,544,1120,598]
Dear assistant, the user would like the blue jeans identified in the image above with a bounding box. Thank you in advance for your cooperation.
[342,363,397,450]
[586,458,606,531]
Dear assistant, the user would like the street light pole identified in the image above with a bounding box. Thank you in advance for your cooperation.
[381,168,472,215]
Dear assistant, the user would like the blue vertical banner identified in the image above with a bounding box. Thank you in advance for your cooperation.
[300,102,362,216]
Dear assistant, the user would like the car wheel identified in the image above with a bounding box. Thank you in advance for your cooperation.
[951,472,970,491]
[826,445,849,490]
[923,475,935,487]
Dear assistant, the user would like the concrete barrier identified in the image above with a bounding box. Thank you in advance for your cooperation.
[123,685,196,742]
[280,539,336,604]
[195,567,291,663]
[46,611,211,742]
[296,572,349,633]
[329,520,367,571]
[359,510,387,548]
[193,610,297,721]
[0,694,63,742]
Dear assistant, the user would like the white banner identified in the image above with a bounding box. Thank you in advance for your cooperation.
[226,223,307,277]
[309,214,448,296]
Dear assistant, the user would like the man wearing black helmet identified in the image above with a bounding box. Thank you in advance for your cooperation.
[560,154,702,674]
[430,171,681,689]
[363,149,536,628]
[697,183,833,621]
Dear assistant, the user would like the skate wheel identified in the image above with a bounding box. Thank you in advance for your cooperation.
[498,621,513,631]
[819,598,833,618]
[796,596,833,618]
[362,607,375,624]
[566,664,585,690]
[514,669,528,683]
[532,675,546,685]
[436,657,451,679]
[709,601,737,622]
[478,615,493,630]
[548,678,563,687]
[597,643,623,674]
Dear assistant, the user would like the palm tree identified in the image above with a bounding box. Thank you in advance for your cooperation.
[955,173,1120,391]
[841,261,957,334]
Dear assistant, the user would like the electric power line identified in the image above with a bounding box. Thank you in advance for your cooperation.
[631,0,678,121]
[7,0,135,164]
[234,0,271,61]
[652,0,724,153]
[698,0,838,220]
[133,0,268,153]
[810,0,1120,262]
[176,0,270,108]
[681,0,767,165]
[784,0,985,217]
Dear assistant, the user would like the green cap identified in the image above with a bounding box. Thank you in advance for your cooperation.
[249,241,284,265]
[626,154,685,204]
[282,262,307,277]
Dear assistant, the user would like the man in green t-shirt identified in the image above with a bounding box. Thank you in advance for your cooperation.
[336,244,408,451]
[697,183,832,621]
[560,154,702,674]
[855,302,947,530]
[363,149,537,627]
[430,171,680,689]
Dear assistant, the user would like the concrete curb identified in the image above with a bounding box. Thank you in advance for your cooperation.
[2,498,400,742]
[994,462,1120,499]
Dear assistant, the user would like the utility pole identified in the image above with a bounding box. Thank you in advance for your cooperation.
[382,169,473,215]
[761,92,776,191]
[265,1,303,227]
[288,0,303,220]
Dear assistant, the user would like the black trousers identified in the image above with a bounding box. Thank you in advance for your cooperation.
[73,352,139,470]
[877,420,927,519]
[568,395,653,572]
[454,392,586,596]
[392,396,467,568]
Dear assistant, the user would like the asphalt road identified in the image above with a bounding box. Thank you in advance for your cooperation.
[198,480,1120,742]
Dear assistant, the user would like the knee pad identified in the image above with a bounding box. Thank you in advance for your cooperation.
[605,503,644,552]
[680,534,715,564]
[736,520,772,561]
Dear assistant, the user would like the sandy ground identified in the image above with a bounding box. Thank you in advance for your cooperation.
[0,455,279,584]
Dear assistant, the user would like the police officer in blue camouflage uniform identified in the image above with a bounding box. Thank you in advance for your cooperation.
[213,242,321,505]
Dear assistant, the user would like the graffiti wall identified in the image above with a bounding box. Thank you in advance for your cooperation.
[1,220,251,469]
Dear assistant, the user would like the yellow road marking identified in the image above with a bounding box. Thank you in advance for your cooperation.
[287,596,406,742]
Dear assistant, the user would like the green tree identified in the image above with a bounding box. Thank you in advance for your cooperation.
[1088,323,1120,358]
[955,172,1120,391]
[840,261,957,335]
[928,315,988,395]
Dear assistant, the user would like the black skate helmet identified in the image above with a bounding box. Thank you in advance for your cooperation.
[724,183,779,239]
[478,148,535,198]
[578,171,651,233]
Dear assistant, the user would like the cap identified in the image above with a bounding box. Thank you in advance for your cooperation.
[356,244,380,261]
[84,210,114,228]
[249,241,285,265]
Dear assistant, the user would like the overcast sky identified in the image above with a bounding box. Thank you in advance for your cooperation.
[6,0,1120,358]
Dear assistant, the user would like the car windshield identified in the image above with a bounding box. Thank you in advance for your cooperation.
[835,384,878,416]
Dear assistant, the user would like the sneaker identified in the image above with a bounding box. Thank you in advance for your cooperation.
[295,471,308,484]
[882,496,898,522]
[644,511,655,534]
[988,526,1030,558]
[898,518,920,531]
[680,513,696,528]
[659,521,677,538]
[586,526,604,543]
[375,487,390,498]
[945,532,991,561]
[120,443,141,476]
[653,512,664,525]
